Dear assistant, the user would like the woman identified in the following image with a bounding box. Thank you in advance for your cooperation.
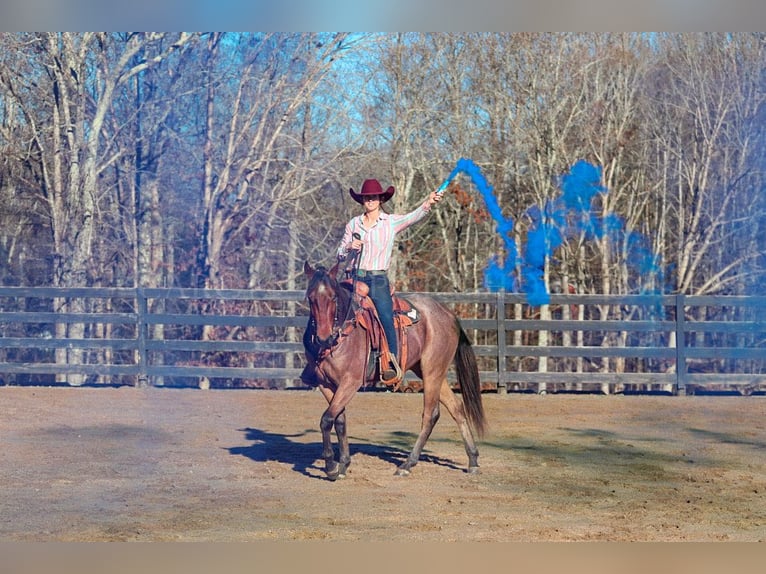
[338,178,443,381]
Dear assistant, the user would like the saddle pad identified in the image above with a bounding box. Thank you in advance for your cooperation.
[393,295,419,326]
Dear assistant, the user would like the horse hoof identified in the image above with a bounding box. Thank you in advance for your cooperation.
[394,468,411,477]
[467,466,481,475]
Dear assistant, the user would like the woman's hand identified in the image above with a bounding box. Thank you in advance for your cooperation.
[350,237,364,251]
[428,191,443,206]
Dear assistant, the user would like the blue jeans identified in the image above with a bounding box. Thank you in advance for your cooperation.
[359,273,397,357]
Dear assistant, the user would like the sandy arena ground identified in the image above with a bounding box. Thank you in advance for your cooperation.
[1,386,764,542]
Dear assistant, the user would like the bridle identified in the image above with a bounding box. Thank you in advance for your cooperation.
[306,268,355,357]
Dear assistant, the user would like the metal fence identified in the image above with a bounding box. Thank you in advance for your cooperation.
[1,287,765,395]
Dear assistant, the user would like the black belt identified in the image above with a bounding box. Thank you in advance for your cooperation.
[356,270,387,278]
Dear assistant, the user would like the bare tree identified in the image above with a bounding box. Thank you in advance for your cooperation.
[193,33,359,290]
[646,33,766,296]
[0,32,195,384]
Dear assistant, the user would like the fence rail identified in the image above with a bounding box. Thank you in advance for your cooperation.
[1,287,765,395]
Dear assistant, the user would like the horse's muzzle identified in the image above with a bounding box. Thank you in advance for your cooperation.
[314,333,338,350]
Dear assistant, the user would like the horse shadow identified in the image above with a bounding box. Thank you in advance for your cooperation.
[227,427,464,480]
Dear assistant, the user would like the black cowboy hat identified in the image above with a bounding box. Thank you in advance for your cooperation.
[349,179,395,204]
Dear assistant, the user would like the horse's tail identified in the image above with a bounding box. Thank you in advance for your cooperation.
[454,320,487,438]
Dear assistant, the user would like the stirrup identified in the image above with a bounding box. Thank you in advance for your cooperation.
[380,353,403,385]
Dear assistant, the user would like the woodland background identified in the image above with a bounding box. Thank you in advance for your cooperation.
[0,32,764,299]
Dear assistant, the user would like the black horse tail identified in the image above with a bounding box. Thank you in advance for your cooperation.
[454,320,487,438]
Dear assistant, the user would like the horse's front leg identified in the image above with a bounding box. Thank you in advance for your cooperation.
[334,410,351,478]
[318,379,360,481]
[320,408,340,480]
[317,385,340,479]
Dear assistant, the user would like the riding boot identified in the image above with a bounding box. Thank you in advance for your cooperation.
[380,321,401,382]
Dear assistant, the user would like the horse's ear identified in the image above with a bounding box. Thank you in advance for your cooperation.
[329,261,340,279]
[304,261,314,278]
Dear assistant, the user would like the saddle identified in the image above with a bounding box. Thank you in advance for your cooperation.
[340,278,419,388]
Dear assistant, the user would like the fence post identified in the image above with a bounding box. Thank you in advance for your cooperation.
[496,290,507,394]
[136,288,149,387]
[675,293,687,396]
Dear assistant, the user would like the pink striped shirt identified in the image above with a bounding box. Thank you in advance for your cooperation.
[338,200,432,271]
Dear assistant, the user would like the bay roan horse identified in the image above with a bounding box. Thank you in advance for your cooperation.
[303,260,487,480]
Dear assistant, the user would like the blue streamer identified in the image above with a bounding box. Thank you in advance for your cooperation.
[438,158,664,305]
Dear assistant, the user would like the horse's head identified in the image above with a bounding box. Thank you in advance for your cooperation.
[304,260,342,346]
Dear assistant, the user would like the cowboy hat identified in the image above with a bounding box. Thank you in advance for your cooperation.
[349,179,395,204]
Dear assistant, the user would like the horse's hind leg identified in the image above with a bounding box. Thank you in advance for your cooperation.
[438,381,480,473]
[395,383,441,477]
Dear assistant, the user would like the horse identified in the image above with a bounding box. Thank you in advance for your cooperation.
[302,260,487,480]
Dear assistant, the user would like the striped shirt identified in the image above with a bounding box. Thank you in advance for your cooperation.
[337,199,432,271]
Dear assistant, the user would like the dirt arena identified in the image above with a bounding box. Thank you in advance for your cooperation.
[1,386,764,542]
